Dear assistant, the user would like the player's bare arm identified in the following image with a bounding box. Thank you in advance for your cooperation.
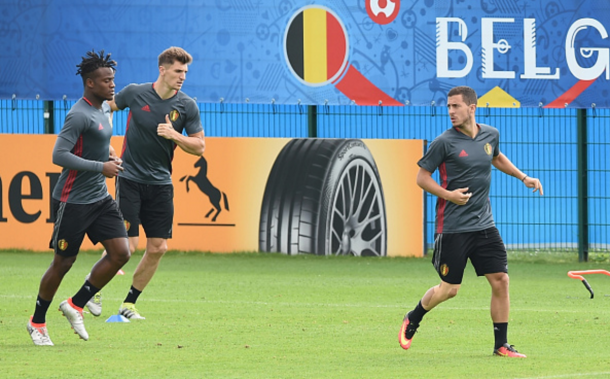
[416,167,472,205]
[107,98,119,112]
[492,153,543,195]
[109,144,119,161]
[157,114,205,155]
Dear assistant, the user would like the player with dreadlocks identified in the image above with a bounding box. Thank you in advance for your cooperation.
[27,50,131,345]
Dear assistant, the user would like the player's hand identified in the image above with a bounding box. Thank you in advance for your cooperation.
[102,159,124,178]
[157,114,176,140]
[523,177,544,196]
[448,187,472,205]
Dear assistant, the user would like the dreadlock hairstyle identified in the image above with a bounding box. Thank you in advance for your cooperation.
[76,50,117,83]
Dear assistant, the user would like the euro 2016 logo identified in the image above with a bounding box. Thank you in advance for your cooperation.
[366,0,400,25]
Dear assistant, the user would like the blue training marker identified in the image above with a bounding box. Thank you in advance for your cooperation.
[105,314,130,323]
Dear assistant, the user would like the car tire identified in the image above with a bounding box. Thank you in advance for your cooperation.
[259,138,387,256]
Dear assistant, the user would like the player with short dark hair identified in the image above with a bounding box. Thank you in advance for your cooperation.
[91,46,205,320]
[27,50,130,345]
[398,86,543,358]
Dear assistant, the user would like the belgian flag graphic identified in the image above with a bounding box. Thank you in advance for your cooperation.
[285,6,402,105]
[285,7,347,85]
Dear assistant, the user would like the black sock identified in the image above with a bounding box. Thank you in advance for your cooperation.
[408,301,429,325]
[124,285,142,304]
[32,296,52,324]
[71,280,101,309]
[493,322,508,349]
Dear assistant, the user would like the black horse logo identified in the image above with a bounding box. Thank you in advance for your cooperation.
[179,156,229,222]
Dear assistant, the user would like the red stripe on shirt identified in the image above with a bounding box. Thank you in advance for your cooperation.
[436,162,448,234]
[60,135,84,202]
[120,111,132,159]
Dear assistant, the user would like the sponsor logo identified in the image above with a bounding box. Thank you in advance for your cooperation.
[440,264,449,276]
[58,239,68,251]
[98,123,104,130]
[170,110,179,122]
[459,149,468,157]
[141,105,151,112]
[179,156,230,223]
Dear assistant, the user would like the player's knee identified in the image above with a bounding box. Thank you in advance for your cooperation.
[494,274,510,291]
[439,283,460,300]
[106,244,131,265]
[501,274,510,286]
[147,245,168,257]
[149,238,169,254]
[446,286,459,299]
[116,249,131,265]
[52,255,77,274]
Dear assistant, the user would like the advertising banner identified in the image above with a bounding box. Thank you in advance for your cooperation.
[0,135,424,257]
[1,1,610,108]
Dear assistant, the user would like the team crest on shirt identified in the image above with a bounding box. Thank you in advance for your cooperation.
[169,110,180,122]
[440,264,449,276]
[484,143,492,155]
[124,220,131,232]
[58,239,68,251]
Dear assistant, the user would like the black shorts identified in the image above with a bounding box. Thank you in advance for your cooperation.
[116,177,174,239]
[49,195,128,257]
[431,227,508,285]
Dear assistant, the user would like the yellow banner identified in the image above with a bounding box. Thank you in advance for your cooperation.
[0,135,424,257]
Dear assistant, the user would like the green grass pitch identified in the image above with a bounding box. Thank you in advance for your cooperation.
[1,250,609,378]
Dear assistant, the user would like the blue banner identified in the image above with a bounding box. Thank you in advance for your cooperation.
[1,0,610,108]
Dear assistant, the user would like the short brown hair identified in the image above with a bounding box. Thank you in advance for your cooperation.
[158,47,193,67]
[447,86,477,105]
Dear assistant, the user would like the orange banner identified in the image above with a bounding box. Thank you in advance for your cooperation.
[0,135,423,257]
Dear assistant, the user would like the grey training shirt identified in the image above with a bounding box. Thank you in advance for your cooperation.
[114,83,203,185]
[418,123,500,234]
[52,99,112,204]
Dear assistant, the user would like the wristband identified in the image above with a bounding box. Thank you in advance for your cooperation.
[521,174,528,182]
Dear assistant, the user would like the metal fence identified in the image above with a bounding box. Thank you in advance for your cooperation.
[1,100,608,259]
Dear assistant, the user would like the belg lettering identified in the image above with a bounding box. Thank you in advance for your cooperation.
[437,17,609,81]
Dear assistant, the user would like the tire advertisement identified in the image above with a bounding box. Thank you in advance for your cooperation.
[0,135,424,257]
